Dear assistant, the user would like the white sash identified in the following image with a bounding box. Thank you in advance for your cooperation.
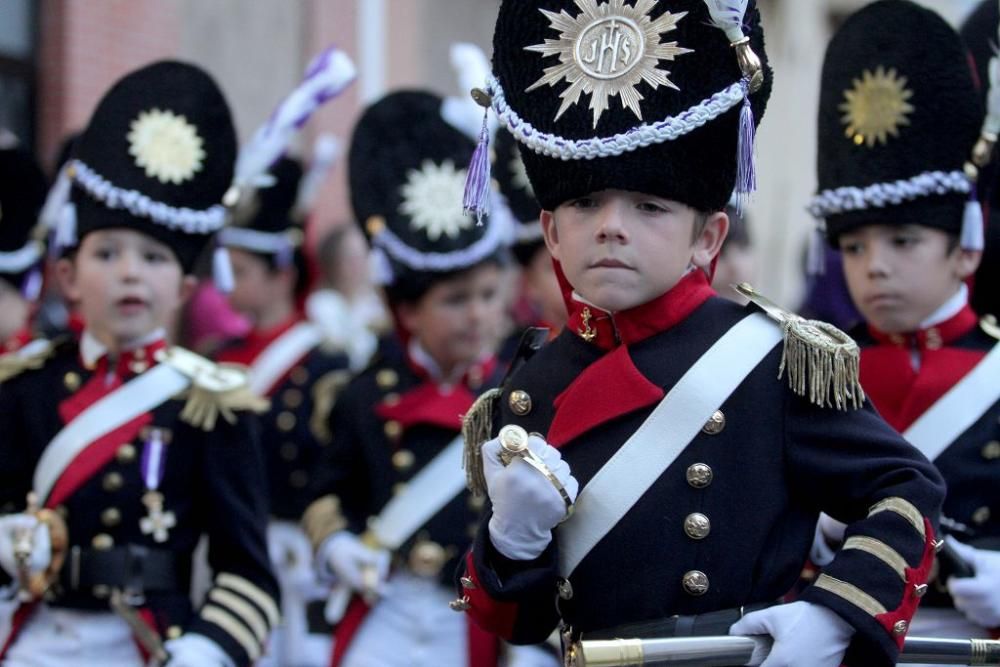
[33,363,191,505]
[558,312,782,577]
[903,342,1000,463]
[248,322,323,397]
[368,434,466,550]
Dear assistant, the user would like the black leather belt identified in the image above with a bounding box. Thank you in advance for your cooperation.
[586,602,772,641]
[61,544,181,595]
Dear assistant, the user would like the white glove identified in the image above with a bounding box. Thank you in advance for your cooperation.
[483,433,579,561]
[163,633,234,667]
[945,536,1000,628]
[729,601,854,667]
[320,530,390,597]
[0,514,51,579]
[809,513,847,567]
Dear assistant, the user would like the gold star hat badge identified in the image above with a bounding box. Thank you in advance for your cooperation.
[811,1,984,248]
[476,0,771,217]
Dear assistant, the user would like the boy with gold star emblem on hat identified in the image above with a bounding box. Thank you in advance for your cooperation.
[454,1,946,665]
[806,0,1000,655]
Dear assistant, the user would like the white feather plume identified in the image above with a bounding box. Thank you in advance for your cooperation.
[232,47,356,194]
[441,42,498,141]
[293,133,342,219]
[703,0,749,44]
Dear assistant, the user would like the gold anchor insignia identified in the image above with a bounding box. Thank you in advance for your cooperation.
[578,306,597,342]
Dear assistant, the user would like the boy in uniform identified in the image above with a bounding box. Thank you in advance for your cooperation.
[808,0,1000,645]
[301,89,556,667]
[454,1,946,665]
[216,154,352,666]
[0,61,278,667]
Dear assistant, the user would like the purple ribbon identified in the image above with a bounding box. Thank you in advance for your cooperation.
[140,429,168,492]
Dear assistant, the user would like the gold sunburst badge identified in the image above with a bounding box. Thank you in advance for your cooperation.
[399,160,471,241]
[127,108,206,184]
[525,0,692,129]
[840,66,915,148]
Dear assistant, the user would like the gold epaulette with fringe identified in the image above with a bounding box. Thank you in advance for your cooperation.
[735,283,865,411]
[159,347,270,431]
[0,339,56,383]
[462,387,501,496]
[981,314,1000,341]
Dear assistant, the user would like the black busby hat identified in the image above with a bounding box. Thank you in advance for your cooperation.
[0,147,47,292]
[59,60,237,272]
[810,1,984,248]
[961,1,1000,316]
[477,0,771,214]
[349,90,511,291]
[493,127,544,265]
[220,156,305,267]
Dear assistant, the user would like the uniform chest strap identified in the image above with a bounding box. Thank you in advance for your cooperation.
[903,342,1000,462]
[557,312,782,577]
[366,433,465,550]
[34,363,191,507]
[248,322,323,396]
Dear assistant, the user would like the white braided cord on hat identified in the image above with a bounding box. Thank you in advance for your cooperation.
[369,210,510,284]
[218,226,301,254]
[0,240,43,273]
[71,159,227,234]
[488,75,746,160]
[807,170,972,219]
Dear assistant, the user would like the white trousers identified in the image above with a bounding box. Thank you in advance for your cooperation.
[3,605,143,667]
[341,572,467,667]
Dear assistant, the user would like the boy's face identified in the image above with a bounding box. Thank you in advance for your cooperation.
[397,262,505,375]
[57,229,194,349]
[839,224,980,333]
[227,248,294,321]
[541,190,727,312]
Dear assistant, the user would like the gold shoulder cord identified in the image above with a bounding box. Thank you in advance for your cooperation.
[462,387,501,496]
[161,347,270,431]
[735,283,865,410]
[0,340,55,383]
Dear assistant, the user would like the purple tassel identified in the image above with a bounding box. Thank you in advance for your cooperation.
[735,89,757,214]
[961,188,985,251]
[463,111,492,225]
[213,244,235,294]
[275,239,294,269]
[20,265,42,302]
[806,226,827,276]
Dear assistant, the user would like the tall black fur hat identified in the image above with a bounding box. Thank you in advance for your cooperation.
[61,60,237,272]
[811,0,983,246]
[349,90,510,289]
[961,0,1000,316]
[493,127,544,265]
[486,0,771,214]
[220,156,304,266]
[0,147,47,291]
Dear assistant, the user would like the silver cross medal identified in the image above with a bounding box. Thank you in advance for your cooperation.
[140,490,176,543]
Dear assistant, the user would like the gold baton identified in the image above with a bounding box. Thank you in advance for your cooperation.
[497,425,574,520]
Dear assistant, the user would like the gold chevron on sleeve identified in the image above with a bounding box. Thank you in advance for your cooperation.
[201,604,261,661]
[814,574,887,617]
[208,588,269,644]
[215,572,280,627]
[843,536,908,581]
[867,497,925,539]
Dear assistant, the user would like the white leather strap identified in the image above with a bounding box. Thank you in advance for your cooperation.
[558,312,782,576]
[903,342,1000,462]
[247,322,323,396]
[369,434,466,550]
[33,363,191,505]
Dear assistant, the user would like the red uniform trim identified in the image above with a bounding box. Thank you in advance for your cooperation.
[874,519,937,649]
[462,550,519,641]
[548,345,664,448]
[375,382,476,433]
